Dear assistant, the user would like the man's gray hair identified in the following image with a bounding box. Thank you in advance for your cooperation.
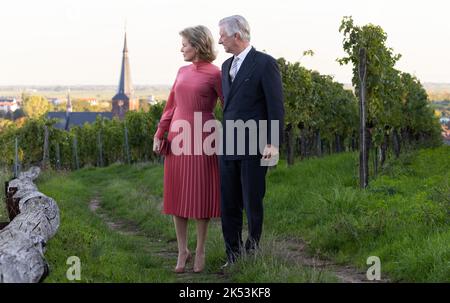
[219,15,251,42]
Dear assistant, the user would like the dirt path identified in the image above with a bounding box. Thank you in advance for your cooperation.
[89,197,140,236]
[88,195,229,282]
[89,195,388,283]
[276,238,389,283]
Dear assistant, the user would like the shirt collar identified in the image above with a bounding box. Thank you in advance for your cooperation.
[234,45,252,62]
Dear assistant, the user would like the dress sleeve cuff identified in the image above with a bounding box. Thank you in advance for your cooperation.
[155,128,165,139]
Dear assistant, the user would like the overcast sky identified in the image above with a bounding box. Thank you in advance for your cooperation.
[1,0,449,86]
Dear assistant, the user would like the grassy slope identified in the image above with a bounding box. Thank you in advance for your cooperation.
[38,163,336,282]
[264,146,449,282]
[36,146,449,282]
[0,169,11,222]
[36,170,175,282]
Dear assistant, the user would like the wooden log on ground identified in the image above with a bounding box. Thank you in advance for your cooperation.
[0,167,60,283]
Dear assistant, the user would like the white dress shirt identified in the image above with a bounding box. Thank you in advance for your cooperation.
[229,45,253,80]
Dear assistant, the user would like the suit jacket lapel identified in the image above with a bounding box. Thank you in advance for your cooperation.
[228,47,257,101]
[222,57,233,110]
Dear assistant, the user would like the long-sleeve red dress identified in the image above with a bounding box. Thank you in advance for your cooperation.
[154,61,223,219]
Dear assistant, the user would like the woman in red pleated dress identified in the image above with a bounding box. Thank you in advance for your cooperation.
[153,25,223,273]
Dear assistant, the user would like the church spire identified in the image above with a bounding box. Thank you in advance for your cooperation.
[123,31,128,53]
[112,29,136,119]
[64,88,72,130]
[66,88,72,114]
[117,31,133,96]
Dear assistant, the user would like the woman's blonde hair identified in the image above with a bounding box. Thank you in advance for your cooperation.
[179,25,217,62]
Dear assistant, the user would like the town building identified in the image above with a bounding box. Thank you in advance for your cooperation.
[47,31,136,130]
[0,98,19,112]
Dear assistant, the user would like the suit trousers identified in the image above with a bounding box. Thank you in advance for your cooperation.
[219,157,268,262]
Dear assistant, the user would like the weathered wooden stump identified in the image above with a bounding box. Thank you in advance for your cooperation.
[0,167,60,283]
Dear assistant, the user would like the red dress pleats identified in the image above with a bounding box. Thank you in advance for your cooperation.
[155,62,223,219]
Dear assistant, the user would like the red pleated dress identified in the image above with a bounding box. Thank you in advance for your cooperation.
[154,61,223,219]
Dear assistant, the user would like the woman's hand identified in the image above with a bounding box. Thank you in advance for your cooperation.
[153,137,162,153]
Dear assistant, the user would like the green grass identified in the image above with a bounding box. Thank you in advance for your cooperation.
[37,163,335,282]
[37,170,175,282]
[0,168,11,222]
[35,146,450,282]
[263,146,450,282]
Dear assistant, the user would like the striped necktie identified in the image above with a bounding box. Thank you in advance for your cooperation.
[230,56,240,82]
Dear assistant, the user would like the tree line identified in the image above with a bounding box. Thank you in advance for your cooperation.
[279,17,441,175]
[0,105,164,171]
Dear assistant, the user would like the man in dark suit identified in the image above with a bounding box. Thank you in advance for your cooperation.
[218,15,285,266]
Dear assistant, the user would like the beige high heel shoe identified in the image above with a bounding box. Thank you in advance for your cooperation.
[193,252,205,273]
[174,251,192,273]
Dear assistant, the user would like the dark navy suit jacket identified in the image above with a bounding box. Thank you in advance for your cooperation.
[221,47,284,160]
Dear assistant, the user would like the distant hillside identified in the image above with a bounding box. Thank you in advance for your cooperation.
[2,82,449,102]
[342,82,450,102]
[0,85,171,101]
[422,82,450,92]
[423,83,450,101]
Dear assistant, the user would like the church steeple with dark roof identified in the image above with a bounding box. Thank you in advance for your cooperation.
[66,88,72,114]
[112,31,138,119]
